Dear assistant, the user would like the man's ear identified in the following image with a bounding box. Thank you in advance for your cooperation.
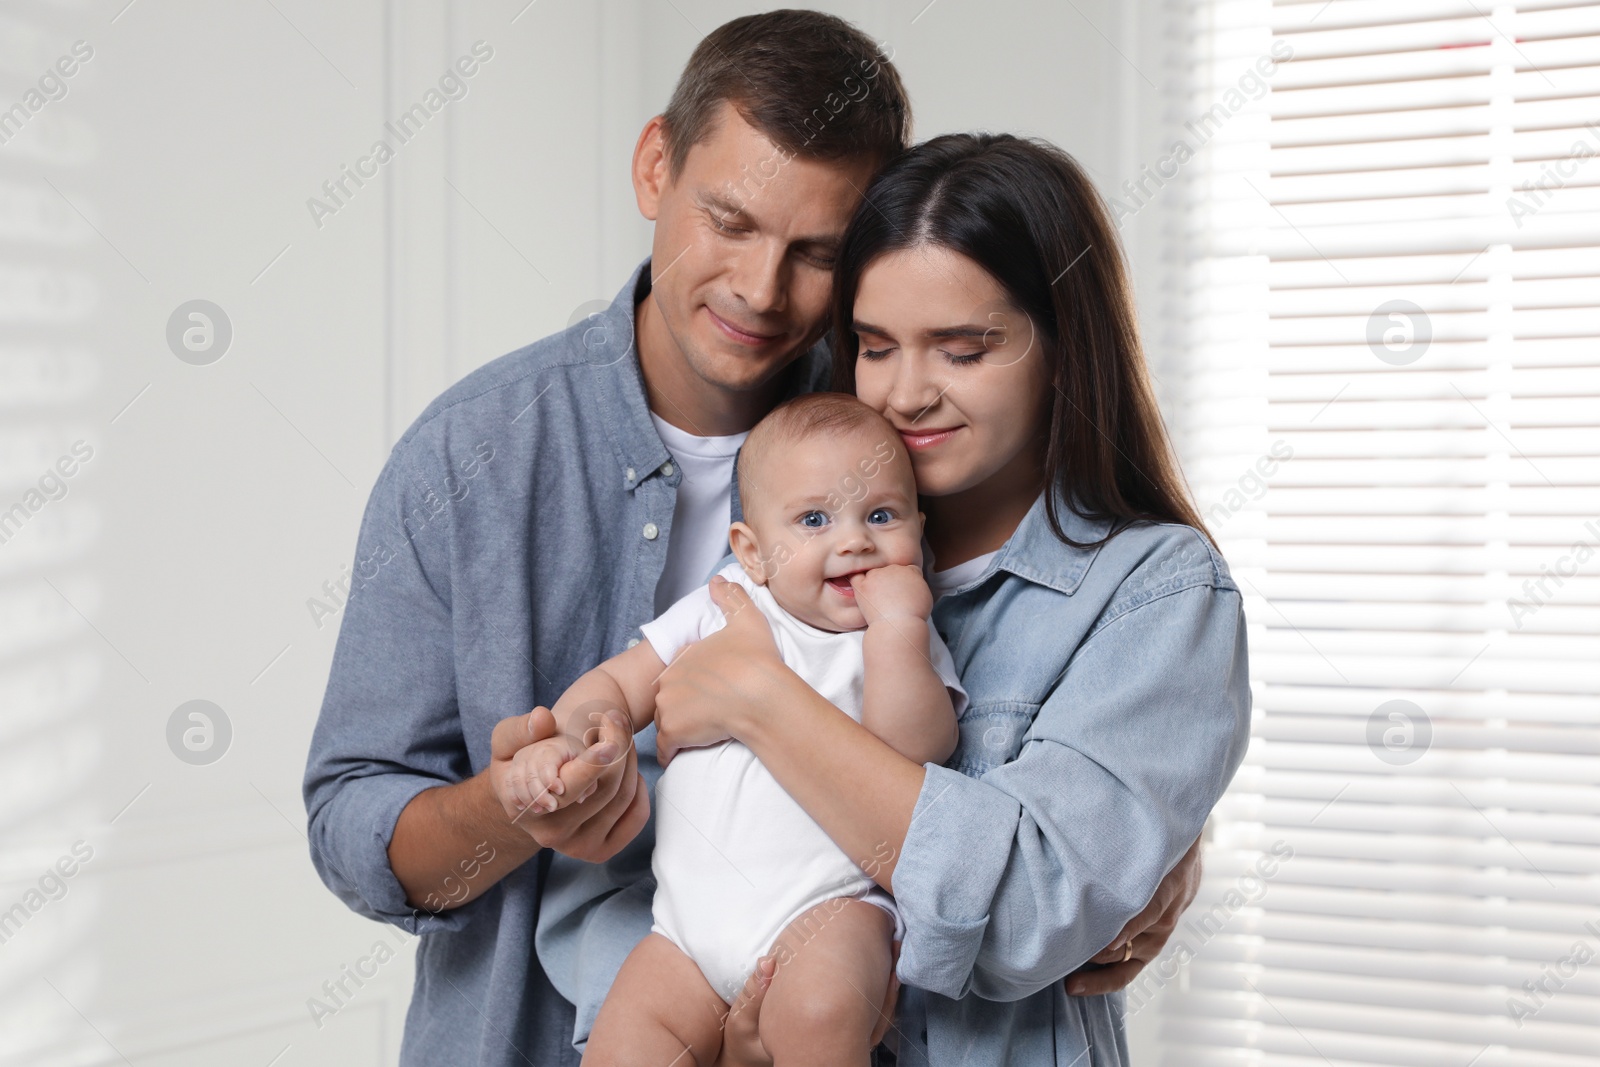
[728,522,768,584]
[633,115,670,222]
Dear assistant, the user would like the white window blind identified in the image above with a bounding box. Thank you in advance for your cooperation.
[1150,1,1600,1064]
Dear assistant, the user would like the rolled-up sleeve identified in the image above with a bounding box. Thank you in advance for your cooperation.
[892,582,1250,1002]
[302,441,475,935]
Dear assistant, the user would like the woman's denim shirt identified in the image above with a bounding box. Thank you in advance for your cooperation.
[886,492,1251,1064]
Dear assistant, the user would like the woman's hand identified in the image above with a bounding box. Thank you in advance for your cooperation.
[872,941,902,1047]
[1065,835,1203,996]
[713,943,901,1064]
[654,576,797,765]
[715,955,777,1067]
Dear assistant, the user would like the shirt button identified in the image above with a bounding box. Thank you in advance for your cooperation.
[626,637,640,649]
[642,522,659,540]
[624,467,636,484]
[661,461,675,476]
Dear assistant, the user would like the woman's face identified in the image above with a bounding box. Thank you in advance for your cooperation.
[851,245,1051,499]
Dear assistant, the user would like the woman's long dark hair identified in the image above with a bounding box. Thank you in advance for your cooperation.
[830,133,1209,549]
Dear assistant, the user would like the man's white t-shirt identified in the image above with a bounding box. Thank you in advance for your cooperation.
[650,413,748,614]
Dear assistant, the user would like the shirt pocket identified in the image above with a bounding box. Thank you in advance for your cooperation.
[948,699,1041,777]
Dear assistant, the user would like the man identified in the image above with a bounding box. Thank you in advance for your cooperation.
[304,10,1200,1066]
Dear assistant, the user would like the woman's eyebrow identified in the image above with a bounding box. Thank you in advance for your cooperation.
[853,320,992,340]
[927,325,992,340]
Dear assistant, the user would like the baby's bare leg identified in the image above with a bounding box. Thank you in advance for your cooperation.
[583,933,728,1067]
[759,899,894,1067]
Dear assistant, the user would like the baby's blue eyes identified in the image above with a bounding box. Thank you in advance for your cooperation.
[796,508,896,529]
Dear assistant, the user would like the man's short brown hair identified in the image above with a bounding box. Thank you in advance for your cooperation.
[661,10,912,176]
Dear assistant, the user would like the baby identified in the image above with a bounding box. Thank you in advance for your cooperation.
[507,392,965,1065]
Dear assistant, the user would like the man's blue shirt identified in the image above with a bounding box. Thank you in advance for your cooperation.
[304,260,825,1065]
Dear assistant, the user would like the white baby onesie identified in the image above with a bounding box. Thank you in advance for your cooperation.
[639,561,968,1002]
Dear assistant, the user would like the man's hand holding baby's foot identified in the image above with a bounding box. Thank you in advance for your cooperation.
[850,563,934,627]
[490,707,625,819]
[513,702,642,813]
[486,705,648,864]
[508,735,591,814]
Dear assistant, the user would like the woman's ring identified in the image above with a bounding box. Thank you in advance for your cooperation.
[1120,940,1134,963]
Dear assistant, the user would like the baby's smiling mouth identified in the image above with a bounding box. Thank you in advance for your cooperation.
[825,570,871,596]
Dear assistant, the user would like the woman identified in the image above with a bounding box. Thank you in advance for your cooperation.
[652,133,1251,1064]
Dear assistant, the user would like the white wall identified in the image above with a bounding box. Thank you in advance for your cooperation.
[0,2,1171,1063]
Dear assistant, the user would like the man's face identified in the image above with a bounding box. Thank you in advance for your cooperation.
[635,103,877,396]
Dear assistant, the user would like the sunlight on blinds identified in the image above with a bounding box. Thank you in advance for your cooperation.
[1146,1,1600,1064]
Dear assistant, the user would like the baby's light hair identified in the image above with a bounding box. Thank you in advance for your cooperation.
[737,393,905,512]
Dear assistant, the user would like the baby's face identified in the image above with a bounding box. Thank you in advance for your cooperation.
[732,428,923,632]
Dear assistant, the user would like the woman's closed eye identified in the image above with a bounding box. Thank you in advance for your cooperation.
[943,348,986,366]
[859,345,986,366]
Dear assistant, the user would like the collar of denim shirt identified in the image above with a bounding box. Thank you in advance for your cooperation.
[588,258,833,510]
[937,487,1118,598]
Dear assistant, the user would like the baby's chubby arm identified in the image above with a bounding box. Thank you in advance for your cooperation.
[505,640,667,815]
[850,564,959,767]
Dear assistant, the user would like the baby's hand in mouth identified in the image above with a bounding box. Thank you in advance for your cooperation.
[848,564,934,626]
